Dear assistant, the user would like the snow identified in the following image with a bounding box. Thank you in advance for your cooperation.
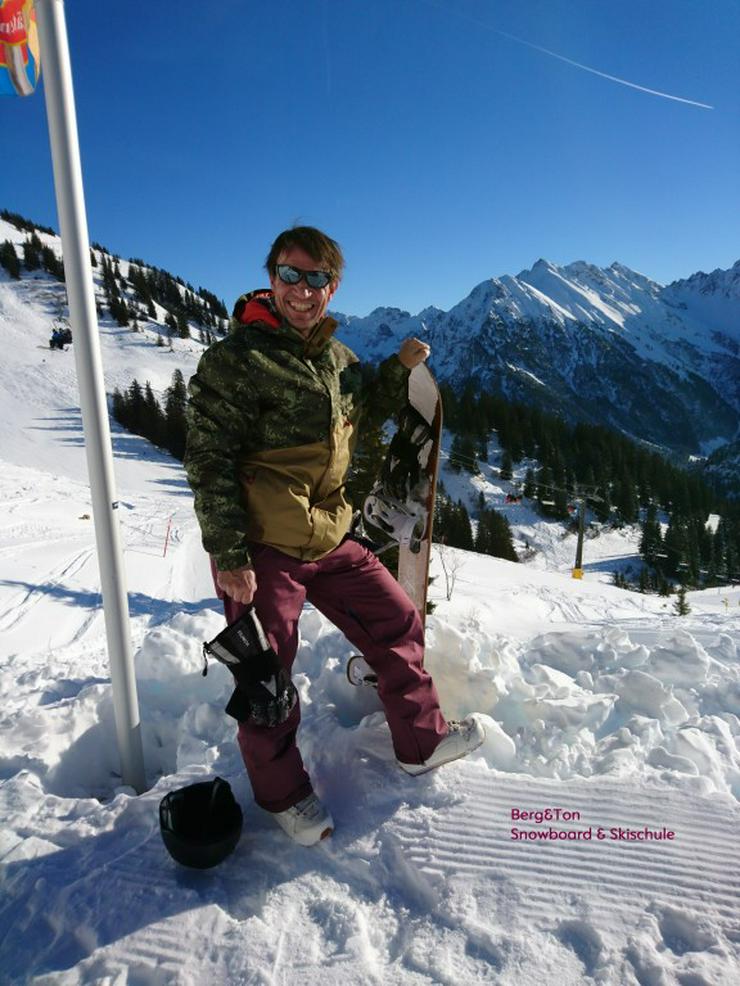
[1,259,739,985]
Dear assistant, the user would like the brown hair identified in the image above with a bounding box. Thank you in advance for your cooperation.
[265,226,345,280]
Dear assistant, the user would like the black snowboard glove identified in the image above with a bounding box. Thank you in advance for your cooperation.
[383,405,433,500]
[202,608,298,728]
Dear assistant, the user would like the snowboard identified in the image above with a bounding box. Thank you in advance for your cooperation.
[349,362,442,689]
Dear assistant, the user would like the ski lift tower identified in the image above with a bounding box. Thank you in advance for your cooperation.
[572,494,586,579]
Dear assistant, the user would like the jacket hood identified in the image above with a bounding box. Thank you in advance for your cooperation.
[231,289,339,358]
[232,290,281,330]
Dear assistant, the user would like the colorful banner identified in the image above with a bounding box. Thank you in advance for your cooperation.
[0,0,40,96]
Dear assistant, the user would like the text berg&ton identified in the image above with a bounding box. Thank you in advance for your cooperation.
[510,807,581,823]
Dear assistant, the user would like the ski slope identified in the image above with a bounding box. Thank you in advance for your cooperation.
[1,266,738,985]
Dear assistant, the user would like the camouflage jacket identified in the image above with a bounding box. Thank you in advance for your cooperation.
[184,290,409,571]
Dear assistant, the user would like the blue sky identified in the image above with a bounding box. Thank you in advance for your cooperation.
[3,0,738,316]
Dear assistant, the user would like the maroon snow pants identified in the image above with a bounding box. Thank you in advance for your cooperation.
[212,536,447,812]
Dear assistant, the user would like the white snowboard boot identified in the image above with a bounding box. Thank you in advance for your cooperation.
[399,716,486,775]
[272,793,334,846]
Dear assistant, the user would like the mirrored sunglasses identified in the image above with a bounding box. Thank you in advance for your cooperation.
[276,264,333,289]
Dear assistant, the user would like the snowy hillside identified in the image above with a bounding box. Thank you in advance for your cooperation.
[1,230,739,984]
[334,257,740,460]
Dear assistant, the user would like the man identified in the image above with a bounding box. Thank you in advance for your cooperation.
[184,226,484,847]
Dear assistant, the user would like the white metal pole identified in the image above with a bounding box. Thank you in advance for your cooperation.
[35,0,147,793]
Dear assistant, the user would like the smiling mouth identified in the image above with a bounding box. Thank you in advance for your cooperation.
[288,301,314,313]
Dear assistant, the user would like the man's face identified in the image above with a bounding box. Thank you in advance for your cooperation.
[269,246,338,337]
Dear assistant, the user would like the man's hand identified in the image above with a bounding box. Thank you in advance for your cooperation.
[216,565,258,605]
[398,337,431,369]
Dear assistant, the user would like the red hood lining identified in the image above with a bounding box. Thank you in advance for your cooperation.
[238,292,280,330]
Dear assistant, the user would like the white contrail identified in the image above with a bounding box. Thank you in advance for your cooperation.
[496,28,714,110]
[419,0,714,110]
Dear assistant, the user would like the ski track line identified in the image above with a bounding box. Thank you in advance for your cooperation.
[429,845,740,906]
[391,774,740,934]
[0,530,91,560]
[397,824,738,887]
[429,809,738,865]
[462,773,739,822]
[106,924,193,974]
[427,774,740,847]
[0,545,96,632]
[34,843,198,976]
[440,812,737,854]
[398,846,740,926]
[407,863,738,930]
[397,843,740,920]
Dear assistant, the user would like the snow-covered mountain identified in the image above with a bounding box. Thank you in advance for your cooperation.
[663,259,740,340]
[2,207,737,480]
[334,259,740,461]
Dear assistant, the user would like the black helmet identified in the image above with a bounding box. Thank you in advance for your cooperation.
[159,777,243,869]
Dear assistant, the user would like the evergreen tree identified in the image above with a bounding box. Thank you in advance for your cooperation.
[452,501,474,550]
[125,379,146,435]
[23,235,42,271]
[143,382,165,447]
[726,540,739,583]
[40,244,64,280]
[639,504,663,566]
[522,467,536,499]
[111,387,127,429]
[592,484,612,524]
[499,449,513,481]
[435,496,474,550]
[177,312,191,339]
[552,487,570,520]
[110,294,130,326]
[638,567,649,593]
[614,475,638,525]
[685,520,701,585]
[163,369,188,460]
[535,464,553,504]
[663,517,687,578]
[475,508,518,561]
[673,585,691,616]
[698,519,714,572]
[449,433,478,474]
[706,539,719,586]
[0,241,20,278]
[713,518,729,579]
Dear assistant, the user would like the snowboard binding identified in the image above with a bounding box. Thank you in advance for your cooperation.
[381,405,434,500]
[362,490,427,553]
[346,654,378,689]
[362,404,433,553]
